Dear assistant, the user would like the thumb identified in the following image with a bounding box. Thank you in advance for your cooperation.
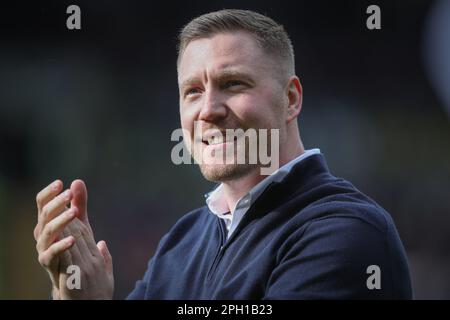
[70,179,89,224]
[97,240,113,273]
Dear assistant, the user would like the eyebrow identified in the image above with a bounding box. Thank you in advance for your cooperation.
[180,77,200,91]
[180,69,255,91]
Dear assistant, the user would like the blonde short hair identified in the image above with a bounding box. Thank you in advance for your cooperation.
[177,9,295,81]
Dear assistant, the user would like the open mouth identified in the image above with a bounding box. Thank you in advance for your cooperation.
[202,135,239,146]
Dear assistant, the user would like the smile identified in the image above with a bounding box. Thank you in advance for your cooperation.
[200,129,243,147]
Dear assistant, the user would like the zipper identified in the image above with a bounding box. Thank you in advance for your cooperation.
[206,218,227,281]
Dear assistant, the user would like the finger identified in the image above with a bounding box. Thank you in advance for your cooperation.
[97,240,113,273]
[36,180,63,214]
[38,235,75,269]
[59,228,74,271]
[70,218,99,257]
[36,207,78,252]
[37,189,72,235]
[70,180,89,224]
[64,220,85,264]
[35,188,71,241]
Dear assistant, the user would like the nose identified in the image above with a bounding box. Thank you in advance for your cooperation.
[198,88,227,122]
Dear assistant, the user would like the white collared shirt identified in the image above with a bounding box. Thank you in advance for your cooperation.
[205,148,321,239]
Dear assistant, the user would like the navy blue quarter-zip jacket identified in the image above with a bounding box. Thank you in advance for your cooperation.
[127,154,412,299]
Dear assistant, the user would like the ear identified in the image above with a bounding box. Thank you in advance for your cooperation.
[285,76,302,123]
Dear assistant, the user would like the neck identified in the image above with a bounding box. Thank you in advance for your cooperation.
[222,137,304,213]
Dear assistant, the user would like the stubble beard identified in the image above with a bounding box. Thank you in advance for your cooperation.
[199,161,258,182]
[196,138,259,182]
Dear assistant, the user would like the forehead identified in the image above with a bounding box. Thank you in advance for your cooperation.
[178,31,271,83]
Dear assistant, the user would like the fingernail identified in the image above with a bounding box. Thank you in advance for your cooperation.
[64,190,71,200]
[52,181,60,191]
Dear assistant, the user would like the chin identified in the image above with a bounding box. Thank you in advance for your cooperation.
[199,163,256,182]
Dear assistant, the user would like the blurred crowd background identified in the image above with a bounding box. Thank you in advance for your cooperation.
[0,0,449,299]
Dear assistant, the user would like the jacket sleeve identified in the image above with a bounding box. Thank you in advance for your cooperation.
[126,257,155,300]
[126,232,171,300]
[263,215,412,299]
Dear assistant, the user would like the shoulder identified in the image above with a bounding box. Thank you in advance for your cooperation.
[292,177,404,255]
[294,174,395,235]
[276,185,412,298]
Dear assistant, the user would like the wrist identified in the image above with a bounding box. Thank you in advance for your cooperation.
[51,286,60,300]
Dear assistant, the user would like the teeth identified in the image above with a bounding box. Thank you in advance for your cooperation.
[208,136,224,145]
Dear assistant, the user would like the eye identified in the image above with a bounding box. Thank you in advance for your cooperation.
[223,80,245,89]
[185,87,201,97]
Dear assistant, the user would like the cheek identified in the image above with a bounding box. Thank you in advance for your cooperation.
[179,109,195,151]
[180,105,196,132]
[228,96,259,127]
[262,86,286,126]
[230,91,283,129]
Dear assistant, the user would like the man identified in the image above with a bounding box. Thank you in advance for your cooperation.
[34,9,412,299]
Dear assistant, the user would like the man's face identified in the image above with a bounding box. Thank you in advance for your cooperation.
[178,31,287,182]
